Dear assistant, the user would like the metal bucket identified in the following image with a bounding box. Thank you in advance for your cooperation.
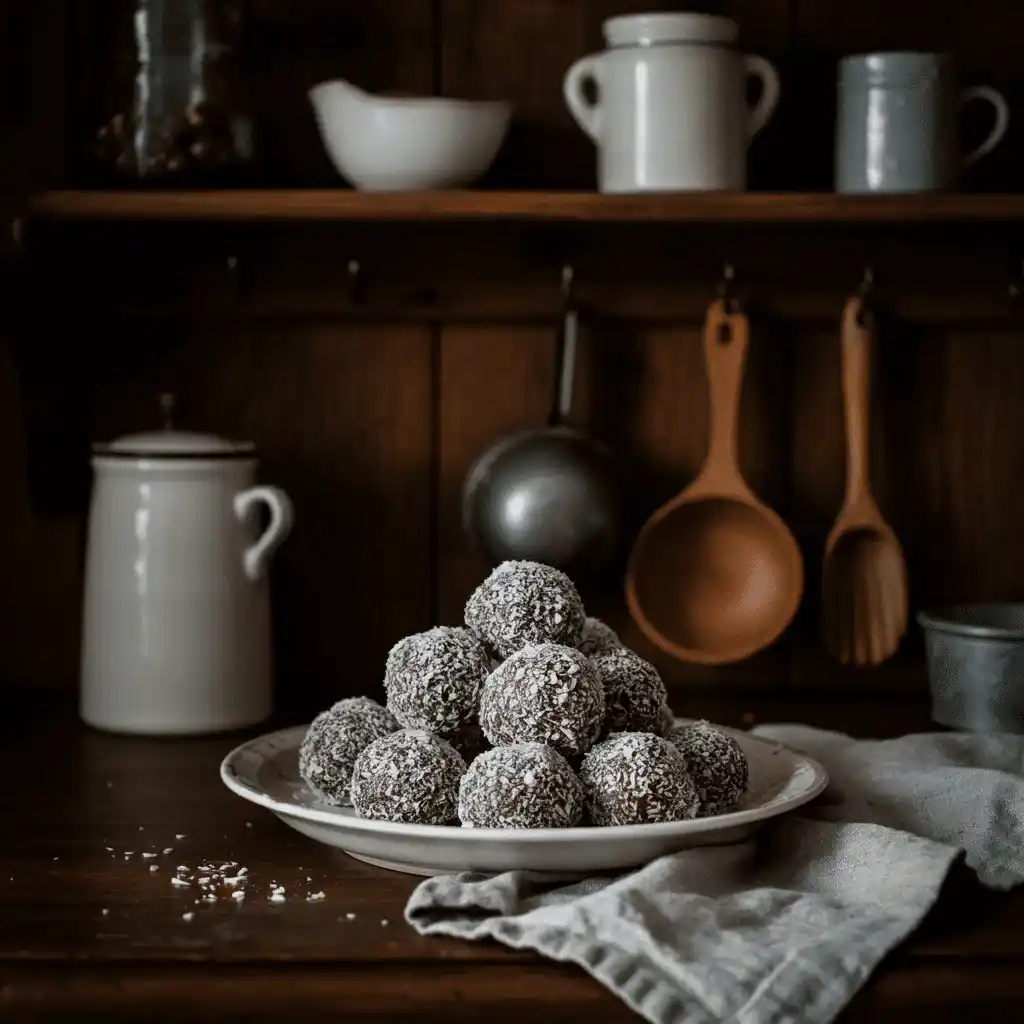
[918,604,1024,734]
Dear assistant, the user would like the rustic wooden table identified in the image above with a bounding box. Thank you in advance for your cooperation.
[0,691,1019,1022]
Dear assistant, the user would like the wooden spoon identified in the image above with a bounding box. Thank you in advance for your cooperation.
[822,296,908,666]
[626,299,804,665]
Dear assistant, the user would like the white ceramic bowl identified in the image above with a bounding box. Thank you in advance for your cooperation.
[309,80,512,191]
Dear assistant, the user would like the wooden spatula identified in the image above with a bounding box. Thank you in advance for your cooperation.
[822,296,908,666]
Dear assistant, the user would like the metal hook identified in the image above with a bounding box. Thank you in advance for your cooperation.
[855,266,875,325]
[1009,257,1024,310]
[347,259,366,305]
[717,262,740,313]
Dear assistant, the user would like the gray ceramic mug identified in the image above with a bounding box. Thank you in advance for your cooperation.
[835,52,1009,194]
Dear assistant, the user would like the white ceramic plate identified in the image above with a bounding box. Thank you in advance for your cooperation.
[220,721,828,877]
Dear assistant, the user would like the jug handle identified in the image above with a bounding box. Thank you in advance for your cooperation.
[744,55,781,139]
[563,55,603,141]
[234,486,295,583]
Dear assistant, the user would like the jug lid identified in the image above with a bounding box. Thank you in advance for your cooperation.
[603,13,738,48]
[93,393,256,459]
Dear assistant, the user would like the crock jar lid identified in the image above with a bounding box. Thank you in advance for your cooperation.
[604,13,738,48]
[92,393,256,459]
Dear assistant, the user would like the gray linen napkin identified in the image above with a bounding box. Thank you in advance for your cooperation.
[405,726,1024,1024]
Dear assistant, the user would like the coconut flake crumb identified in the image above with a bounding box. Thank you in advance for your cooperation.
[175,834,186,840]
[232,891,245,901]
[101,908,109,916]
[162,847,173,855]
[345,912,356,920]
[381,918,389,926]
[269,893,285,903]
[149,864,159,873]
[182,912,194,922]
[142,852,157,859]
[171,877,190,888]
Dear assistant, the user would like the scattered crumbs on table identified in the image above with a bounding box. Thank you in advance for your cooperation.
[105,847,114,852]
[202,893,217,903]
[271,885,285,896]
[101,909,109,916]
[177,865,188,872]
[245,821,253,828]
[232,890,245,901]
[175,834,186,840]
[307,891,325,902]
[269,893,286,903]
[150,864,159,872]
[52,856,58,861]
[163,847,173,855]
[381,919,389,926]
[171,877,190,888]
[182,912,194,922]
[105,781,113,789]
[138,826,145,831]
[142,852,157,859]
[125,851,134,856]
[198,876,211,884]
[345,912,356,921]
[306,876,312,882]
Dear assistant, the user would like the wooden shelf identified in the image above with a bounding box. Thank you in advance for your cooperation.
[24,189,1024,225]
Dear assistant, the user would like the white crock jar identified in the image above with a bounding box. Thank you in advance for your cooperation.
[80,402,294,735]
[563,12,781,193]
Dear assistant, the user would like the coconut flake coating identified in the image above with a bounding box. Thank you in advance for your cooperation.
[592,648,668,735]
[668,720,749,817]
[465,561,586,660]
[298,697,399,805]
[458,743,583,829]
[577,616,622,659]
[350,729,467,825]
[385,626,490,733]
[579,732,699,826]
[479,643,604,757]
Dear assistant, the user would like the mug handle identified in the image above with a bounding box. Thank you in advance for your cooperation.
[563,55,603,141]
[234,486,295,583]
[744,55,782,140]
[960,85,1010,167]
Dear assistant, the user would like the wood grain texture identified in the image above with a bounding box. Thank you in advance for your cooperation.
[29,191,1024,224]
[0,699,1022,1021]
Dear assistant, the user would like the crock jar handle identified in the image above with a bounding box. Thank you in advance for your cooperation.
[234,486,295,583]
[744,55,782,140]
[563,54,604,141]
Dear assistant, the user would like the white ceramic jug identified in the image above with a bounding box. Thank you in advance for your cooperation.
[80,401,294,735]
[563,12,781,193]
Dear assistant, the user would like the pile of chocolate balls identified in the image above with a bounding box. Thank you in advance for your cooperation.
[299,561,748,829]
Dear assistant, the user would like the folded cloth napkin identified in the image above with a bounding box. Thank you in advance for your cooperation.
[405,726,1024,1024]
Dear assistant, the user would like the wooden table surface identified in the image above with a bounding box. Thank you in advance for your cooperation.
[1,690,1020,1023]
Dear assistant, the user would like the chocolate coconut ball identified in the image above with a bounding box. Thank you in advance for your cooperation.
[465,561,586,660]
[298,696,399,805]
[668,720,749,817]
[592,648,668,735]
[385,626,490,734]
[350,729,467,825]
[479,643,604,758]
[577,616,622,659]
[458,743,583,829]
[579,732,699,826]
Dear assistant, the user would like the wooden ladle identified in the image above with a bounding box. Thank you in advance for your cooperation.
[626,299,804,664]
[822,296,908,666]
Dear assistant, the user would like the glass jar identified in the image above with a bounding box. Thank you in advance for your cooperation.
[92,0,255,184]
